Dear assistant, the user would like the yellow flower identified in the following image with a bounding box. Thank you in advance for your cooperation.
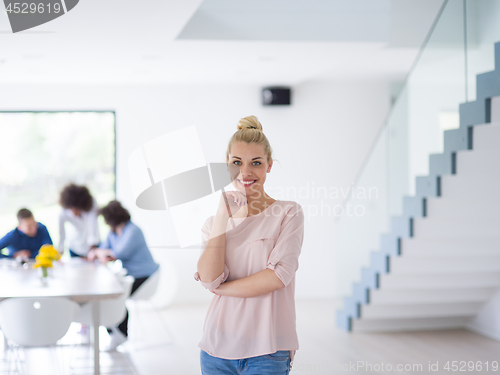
[38,244,61,261]
[33,261,52,268]
[33,255,54,269]
[32,245,61,270]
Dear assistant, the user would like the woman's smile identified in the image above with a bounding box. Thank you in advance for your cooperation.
[237,179,257,187]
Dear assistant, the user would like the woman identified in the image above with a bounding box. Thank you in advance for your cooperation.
[195,116,304,374]
[58,183,100,257]
[88,200,160,351]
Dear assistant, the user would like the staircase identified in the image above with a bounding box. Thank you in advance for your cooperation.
[337,41,500,333]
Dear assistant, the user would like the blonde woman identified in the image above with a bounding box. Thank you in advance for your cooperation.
[195,116,304,374]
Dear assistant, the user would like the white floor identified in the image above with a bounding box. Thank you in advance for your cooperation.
[1,299,500,374]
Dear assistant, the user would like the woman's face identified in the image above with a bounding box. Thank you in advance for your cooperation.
[228,141,272,199]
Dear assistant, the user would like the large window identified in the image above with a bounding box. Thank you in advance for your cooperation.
[0,111,115,254]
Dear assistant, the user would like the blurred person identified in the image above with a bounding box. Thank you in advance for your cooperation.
[88,200,159,351]
[58,183,100,258]
[0,208,53,259]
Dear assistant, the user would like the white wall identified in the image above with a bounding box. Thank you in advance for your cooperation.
[468,290,500,342]
[0,80,390,304]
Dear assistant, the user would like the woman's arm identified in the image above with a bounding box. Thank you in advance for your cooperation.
[197,191,249,287]
[216,202,305,298]
[88,248,116,263]
[213,269,285,298]
[196,212,230,283]
[111,224,144,261]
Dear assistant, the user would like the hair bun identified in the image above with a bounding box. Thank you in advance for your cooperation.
[237,115,263,132]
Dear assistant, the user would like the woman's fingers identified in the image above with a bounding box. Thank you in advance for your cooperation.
[221,191,248,217]
[236,192,247,205]
[225,191,247,206]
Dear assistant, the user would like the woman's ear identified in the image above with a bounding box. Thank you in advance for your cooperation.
[267,160,273,173]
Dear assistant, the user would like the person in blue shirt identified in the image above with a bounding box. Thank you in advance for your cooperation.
[0,208,53,259]
[88,200,159,351]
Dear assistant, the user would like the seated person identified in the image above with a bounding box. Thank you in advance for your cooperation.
[88,200,159,351]
[0,208,53,259]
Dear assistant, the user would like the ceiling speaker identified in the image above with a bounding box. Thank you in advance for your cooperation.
[262,87,291,106]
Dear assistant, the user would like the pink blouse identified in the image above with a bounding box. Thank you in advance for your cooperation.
[194,200,304,364]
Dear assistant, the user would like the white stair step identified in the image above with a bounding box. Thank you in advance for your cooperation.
[456,150,500,176]
[360,302,483,319]
[473,123,500,151]
[426,197,500,218]
[401,237,500,257]
[413,217,500,238]
[370,287,498,305]
[390,255,500,274]
[379,271,500,290]
[352,316,469,332]
[440,174,500,200]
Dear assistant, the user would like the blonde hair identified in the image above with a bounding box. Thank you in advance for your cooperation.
[226,115,273,163]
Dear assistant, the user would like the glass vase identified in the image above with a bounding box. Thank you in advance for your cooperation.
[39,266,49,283]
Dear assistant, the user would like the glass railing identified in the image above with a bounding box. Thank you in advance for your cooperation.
[334,0,500,297]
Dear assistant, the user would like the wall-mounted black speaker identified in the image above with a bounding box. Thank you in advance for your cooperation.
[262,87,291,106]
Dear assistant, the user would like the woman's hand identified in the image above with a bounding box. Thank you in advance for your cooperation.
[88,248,116,264]
[97,249,116,263]
[216,191,248,219]
[87,249,97,262]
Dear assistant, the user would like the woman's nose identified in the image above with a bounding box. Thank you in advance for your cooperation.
[239,166,253,177]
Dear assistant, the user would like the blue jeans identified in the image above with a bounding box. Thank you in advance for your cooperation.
[200,349,291,375]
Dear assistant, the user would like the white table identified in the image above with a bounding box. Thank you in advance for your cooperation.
[0,258,125,375]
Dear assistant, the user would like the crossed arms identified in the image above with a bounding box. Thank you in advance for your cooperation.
[195,213,285,298]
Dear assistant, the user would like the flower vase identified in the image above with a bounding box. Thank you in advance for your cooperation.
[39,266,49,283]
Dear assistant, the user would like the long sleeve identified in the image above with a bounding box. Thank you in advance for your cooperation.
[194,216,230,291]
[265,202,304,287]
[99,223,158,279]
[58,211,66,253]
[99,234,111,250]
[108,224,142,261]
[86,199,100,246]
[38,224,53,246]
[0,231,13,257]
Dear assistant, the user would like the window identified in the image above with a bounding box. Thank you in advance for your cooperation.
[0,111,116,254]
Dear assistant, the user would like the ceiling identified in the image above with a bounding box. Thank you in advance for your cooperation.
[178,0,393,42]
[0,0,445,85]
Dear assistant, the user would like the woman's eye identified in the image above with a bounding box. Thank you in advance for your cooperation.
[232,161,261,166]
